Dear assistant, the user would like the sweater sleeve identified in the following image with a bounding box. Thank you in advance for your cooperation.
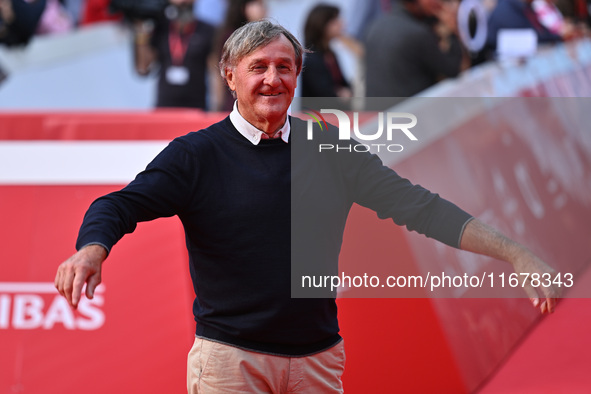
[76,138,197,252]
[341,142,472,248]
[417,28,463,80]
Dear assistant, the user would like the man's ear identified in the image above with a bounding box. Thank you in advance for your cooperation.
[225,67,236,91]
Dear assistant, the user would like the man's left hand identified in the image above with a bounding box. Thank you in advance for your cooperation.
[510,250,561,314]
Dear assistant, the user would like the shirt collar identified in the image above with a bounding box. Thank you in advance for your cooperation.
[229,101,290,145]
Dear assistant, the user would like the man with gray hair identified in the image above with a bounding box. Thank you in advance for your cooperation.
[55,19,559,393]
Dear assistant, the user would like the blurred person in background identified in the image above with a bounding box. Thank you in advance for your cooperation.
[133,0,215,109]
[35,0,73,35]
[484,0,564,58]
[533,0,573,36]
[212,0,266,111]
[364,0,469,97]
[215,0,266,51]
[300,3,362,99]
[62,0,85,26]
[554,0,591,28]
[530,0,590,39]
[0,0,45,46]
[345,0,391,42]
[81,0,123,25]
[344,0,392,97]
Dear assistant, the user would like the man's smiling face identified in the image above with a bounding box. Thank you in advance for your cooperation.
[225,35,298,134]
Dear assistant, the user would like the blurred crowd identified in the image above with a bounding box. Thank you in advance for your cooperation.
[1,0,590,107]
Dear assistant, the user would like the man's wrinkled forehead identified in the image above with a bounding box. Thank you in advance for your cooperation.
[234,35,296,66]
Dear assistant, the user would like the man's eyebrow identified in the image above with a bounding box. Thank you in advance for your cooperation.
[248,57,295,65]
[277,57,295,64]
[248,58,266,65]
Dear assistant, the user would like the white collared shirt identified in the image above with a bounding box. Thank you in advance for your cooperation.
[229,101,290,145]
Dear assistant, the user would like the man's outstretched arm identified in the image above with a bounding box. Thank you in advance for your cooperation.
[459,218,560,314]
[55,244,107,309]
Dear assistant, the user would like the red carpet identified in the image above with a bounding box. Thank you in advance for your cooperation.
[478,266,591,393]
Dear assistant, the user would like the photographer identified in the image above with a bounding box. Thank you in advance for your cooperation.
[131,0,215,109]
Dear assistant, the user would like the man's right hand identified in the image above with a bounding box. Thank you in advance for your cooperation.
[54,244,107,309]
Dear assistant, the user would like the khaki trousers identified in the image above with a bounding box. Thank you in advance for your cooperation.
[187,337,345,393]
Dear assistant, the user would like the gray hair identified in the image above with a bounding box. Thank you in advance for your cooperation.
[219,20,304,81]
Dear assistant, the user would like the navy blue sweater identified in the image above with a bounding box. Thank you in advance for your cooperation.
[76,116,472,356]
